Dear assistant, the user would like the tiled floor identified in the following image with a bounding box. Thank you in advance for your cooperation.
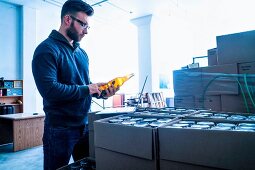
[0,144,43,170]
[0,144,75,170]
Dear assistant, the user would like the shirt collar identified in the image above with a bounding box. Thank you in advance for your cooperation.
[49,30,80,50]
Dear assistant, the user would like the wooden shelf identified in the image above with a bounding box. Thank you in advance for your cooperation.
[0,95,23,98]
[0,87,22,89]
[9,104,23,106]
[0,80,23,114]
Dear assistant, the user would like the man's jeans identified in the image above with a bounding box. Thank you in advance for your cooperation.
[43,124,89,170]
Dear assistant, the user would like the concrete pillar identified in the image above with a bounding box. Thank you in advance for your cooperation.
[131,15,152,93]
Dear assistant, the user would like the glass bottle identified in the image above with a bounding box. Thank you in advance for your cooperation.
[99,73,134,97]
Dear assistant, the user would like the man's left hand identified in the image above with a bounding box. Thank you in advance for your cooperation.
[103,84,119,98]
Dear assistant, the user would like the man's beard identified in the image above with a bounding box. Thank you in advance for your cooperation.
[66,21,80,42]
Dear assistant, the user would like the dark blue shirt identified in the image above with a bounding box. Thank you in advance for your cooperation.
[32,30,91,127]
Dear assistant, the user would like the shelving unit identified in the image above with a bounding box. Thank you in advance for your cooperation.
[0,80,23,114]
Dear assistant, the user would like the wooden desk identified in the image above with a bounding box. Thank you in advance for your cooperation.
[0,113,45,151]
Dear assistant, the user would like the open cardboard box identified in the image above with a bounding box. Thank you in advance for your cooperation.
[88,107,197,159]
[158,118,255,170]
[88,111,129,158]
[186,111,255,123]
[94,114,180,170]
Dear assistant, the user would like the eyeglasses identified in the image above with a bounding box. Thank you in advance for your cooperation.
[69,15,90,30]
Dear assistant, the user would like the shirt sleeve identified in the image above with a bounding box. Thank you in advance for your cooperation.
[32,48,90,103]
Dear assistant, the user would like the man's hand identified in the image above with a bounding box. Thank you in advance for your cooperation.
[88,83,102,96]
[88,82,120,99]
[103,84,119,98]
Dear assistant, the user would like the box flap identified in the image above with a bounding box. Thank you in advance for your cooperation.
[94,120,154,160]
[158,127,255,169]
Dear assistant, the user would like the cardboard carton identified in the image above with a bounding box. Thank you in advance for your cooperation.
[158,119,255,170]
[94,114,179,170]
[217,30,255,65]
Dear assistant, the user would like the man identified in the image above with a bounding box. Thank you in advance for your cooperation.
[32,0,118,169]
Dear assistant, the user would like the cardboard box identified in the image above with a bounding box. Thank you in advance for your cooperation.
[221,94,255,113]
[238,62,255,97]
[94,114,178,170]
[207,48,218,66]
[217,30,255,65]
[94,116,158,170]
[88,111,130,158]
[195,95,221,111]
[185,112,255,123]
[158,120,255,170]
[88,111,129,131]
[95,147,157,170]
[238,62,255,74]
[201,64,239,95]
[160,159,216,170]
[173,68,202,96]
[134,108,199,119]
[174,95,195,109]
[173,64,239,96]
[89,130,95,158]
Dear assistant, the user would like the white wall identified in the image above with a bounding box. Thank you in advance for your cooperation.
[184,0,255,57]
[34,5,139,111]
[151,14,194,97]
[32,0,255,110]
[4,0,255,111]
[33,6,61,113]
[22,6,37,112]
[0,1,22,79]
[148,0,255,98]
[82,16,139,110]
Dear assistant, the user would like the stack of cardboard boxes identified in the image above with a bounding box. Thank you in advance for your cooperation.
[158,118,255,170]
[93,108,198,170]
[174,30,255,113]
[93,109,255,170]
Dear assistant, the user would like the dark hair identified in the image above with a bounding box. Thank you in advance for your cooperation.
[61,0,94,19]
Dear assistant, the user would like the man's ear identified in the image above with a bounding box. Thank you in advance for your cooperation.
[63,15,72,26]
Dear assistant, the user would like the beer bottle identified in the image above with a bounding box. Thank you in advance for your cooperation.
[99,73,134,97]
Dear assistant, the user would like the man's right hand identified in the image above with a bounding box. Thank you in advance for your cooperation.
[88,83,102,96]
